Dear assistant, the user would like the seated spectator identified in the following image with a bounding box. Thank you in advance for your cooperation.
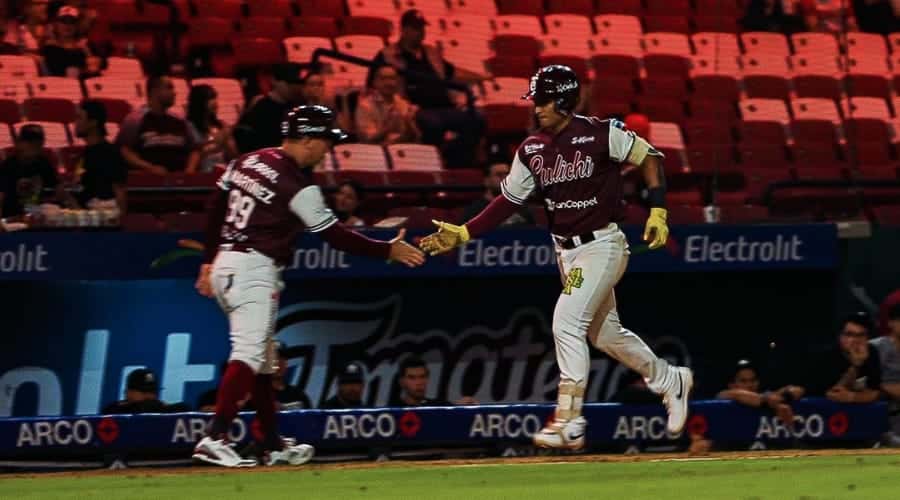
[73,100,127,212]
[871,304,900,444]
[0,124,67,217]
[370,9,486,168]
[740,0,807,34]
[804,312,882,404]
[102,368,187,414]
[321,362,366,409]
[2,0,49,54]
[271,346,312,410]
[612,370,661,405]
[40,6,99,77]
[331,180,365,227]
[0,16,21,54]
[187,84,236,173]
[117,75,200,174]
[718,359,804,425]
[388,357,451,406]
[234,62,305,154]
[298,68,330,108]
[460,163,534,226]
[355,64,420,145]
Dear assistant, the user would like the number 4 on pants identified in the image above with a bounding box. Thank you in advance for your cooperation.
[562,268,584,295]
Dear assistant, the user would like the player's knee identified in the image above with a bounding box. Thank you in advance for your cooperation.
[230,339,267,374]
[590,320,619,349]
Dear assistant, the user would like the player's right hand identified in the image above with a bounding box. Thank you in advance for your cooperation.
[388,229,426,267]
[195,264,214,298]
[419,220,470,256]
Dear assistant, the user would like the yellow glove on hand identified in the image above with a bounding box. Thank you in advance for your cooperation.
[643,207,669,250]
[419,220,470,256]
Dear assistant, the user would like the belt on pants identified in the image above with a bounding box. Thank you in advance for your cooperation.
[554,225,616,250]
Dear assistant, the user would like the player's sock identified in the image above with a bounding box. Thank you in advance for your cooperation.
[555,379,585,421]
[209,360,255,439]
[252,374,283,451]
[645,359,676,394]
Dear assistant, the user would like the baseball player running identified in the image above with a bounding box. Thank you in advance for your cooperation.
[193,105,425,467]
[420,66,693,450]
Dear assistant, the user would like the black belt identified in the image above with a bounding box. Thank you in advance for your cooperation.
[557,231,598,250]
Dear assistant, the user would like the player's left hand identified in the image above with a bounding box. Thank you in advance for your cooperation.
[195,264,214,298]
[419,220,470,256]
[643,208,669,250]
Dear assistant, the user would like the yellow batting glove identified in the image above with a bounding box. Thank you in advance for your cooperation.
[419,220,470,256]
[643,208,669,250]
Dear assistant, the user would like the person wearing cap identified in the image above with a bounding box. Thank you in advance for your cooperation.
[40,5,99,77]
[322,362,366,409]
[102,368,188,415]
[369,9,486,168]
[355,63,420,145]
[717,359,803,426]
[73,100,127,211]
[803,312,882,403]
[234,62,307,154]
[0,123,65,218]
[117,75,200,174]
[870,304,900,444]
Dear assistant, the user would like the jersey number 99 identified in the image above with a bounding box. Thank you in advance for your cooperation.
[225,189,256,230]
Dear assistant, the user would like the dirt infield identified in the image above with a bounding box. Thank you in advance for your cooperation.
[8,447,899,480]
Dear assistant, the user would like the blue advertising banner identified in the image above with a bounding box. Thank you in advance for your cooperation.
[0,400,885,460]
[0,224,838,281]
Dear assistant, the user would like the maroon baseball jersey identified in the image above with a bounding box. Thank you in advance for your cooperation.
[213,147,337,264]
[502,116,653,239]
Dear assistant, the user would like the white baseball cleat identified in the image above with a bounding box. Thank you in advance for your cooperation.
[533,416,587,450]
[662,366,693,434]
[265,443,315,466]
[192,436,258,468]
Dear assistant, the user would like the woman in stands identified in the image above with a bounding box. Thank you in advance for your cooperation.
[40,6,100,77]
[187,84,237,173]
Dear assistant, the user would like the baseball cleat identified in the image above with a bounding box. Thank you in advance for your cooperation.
[533,416,586,450]
[662,366,693,434]
[192,436,258,468]
[265,443,315,466]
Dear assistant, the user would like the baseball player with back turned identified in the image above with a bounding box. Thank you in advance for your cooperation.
[193,105,425,467]
[420,65,693,450]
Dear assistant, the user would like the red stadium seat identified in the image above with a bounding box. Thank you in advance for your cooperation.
[684,120,734,146]
[738,143,789,167]
[342,16,394,38]
[23,98,77,123]
[334,144,389,171]
[298,0,345,17]
[596,0,642,16]
[0,55,40,80]
[0,99,21,124]
[790,143,844,168]
[740,55,790,100]
[283,37,334,65]
[636,97,687,124]
[644,15,690,34]
[591,54,640,79]
[496,0,543,16]
[592,77,637,101]
[90,98,132,124]
[743,167,792,203]
[185,17,235,49]
[193,0,244,19]
[741,32,790,58]
[647,0,690,15]
[239,17,289,39]
[691,74,740,102]
[695,0,742,17]
[546,0,594,15]
[643,54,691,80]
[247,0,297,17]
[386,144,443,171]
[692,16,741,33]
[686,145,737,175]
[447,0,498,16]
[492,35,542,59]
[288,16,339,38]
[689,98,738,124]
[232,37,284,69]
[486,56,536,78]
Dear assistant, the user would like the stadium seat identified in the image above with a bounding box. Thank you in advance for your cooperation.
[686,144,737,175]
[694,0,745,17]
[690,55,741,101]
[642,76,689,100]
[643,33,691,79]
[544,14,594,38]
[496,0,543,16]
[447,0,497,16]
[239,17,289,39]
[740,55,791,100]
[0,127,13,149]
[0,55,39,80]
[13,121,70,148]
[790,54,842,100]
[636,97,687,124]
[297,0,345,17]
[737,143,789,167]
[386,144,443,171]
[740,32,790,58]
[334,144,389,171]
[396,0,450,17]
[29,77,84,102]
[288,16,339,38]
[791,33,838,56]
[844,56,891,99]
[342,16,395,38]
[485,55,536,78]
[481,78,533,134]
[0,99,21,124]
[872,205,900,226]
[593,14,642,37]
[92,98,134,124]
[440,14,494,42]
[103,57,144,79]
[596,0,642,15]
[232,37,284,69]
[856,164,899,181]
[325,63,369,93]
[184,17,235,49]
[247,0,296,16]
[648,121,688,174]
[692,16,741,33]
[739,98,790,145]
[589,33,643,61]
[84,77,144,108]
[438,37,492,76]
[743,167,793,202]
[23,97,78,123]
[70,122,119,146]
[538,37,591,78]
[644,16,690,34]
[191,78,244,126]
[646,0,690,15]
[591,76,637,101]
[0,80,30,104]
[334,35,385,61]
[193,0,244,19]
[590,52,640,79]
[847,32,888,59]
[791,143,844,169]
[689,98,738,124]
[683,119,734,146]
[283,37,334,65]
[691,32,740,57]
[345,0,395,17]
[492,15,543,38]
[545,0,593,15]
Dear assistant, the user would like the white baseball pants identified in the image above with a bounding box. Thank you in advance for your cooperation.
[211,250,283,375]
[553,224,669,387]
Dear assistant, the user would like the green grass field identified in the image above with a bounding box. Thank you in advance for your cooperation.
[4,455,899,500]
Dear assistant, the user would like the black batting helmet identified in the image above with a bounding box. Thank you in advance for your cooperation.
[522,65,580,115]
[282,105,348,142]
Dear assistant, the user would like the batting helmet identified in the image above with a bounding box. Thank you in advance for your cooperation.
[522,65,580,115]
[282,105,348,142]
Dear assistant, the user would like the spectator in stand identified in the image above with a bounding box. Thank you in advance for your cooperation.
[0,124,67,217]
[2,0,49,55]
[740,0,807,34]
[852,0,897,34]
[234,62,305,154]
[321,362,366,409]
[40,6,99,77]
[718,359,804,425]
[805,312,882,404]
[460,163,534,226]
[388,357,452,406]
[187,84,236,173]
[117,75,199,174]
[799,0,857,33]
[870,304,900,445]
[331,180,366,227]
[0,16,21,54]
[73,100,127,212]
[298,68,331,108]
[102,368,188,414]
[269,346,312,410]
[355,64,420,145]
[370,9,486,168]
